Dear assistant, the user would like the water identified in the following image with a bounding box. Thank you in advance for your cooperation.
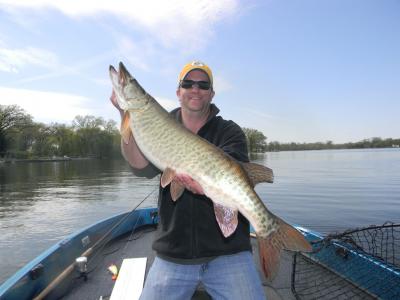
[0,159,159,285]
[252,148,400,233]
[1,148,400,284]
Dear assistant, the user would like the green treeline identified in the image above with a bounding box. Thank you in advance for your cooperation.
[1,105,398,159]
[0,105,121,159]
[240,128,399,153]
[266,138,400,152]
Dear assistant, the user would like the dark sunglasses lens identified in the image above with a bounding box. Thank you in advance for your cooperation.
[180,80,210,90]
[197,81,211,90]
[180,80,194,89]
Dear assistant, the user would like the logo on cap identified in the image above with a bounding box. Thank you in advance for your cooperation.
[178,60,213,86]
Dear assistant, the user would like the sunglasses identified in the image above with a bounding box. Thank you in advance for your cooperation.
[180,80,211,90]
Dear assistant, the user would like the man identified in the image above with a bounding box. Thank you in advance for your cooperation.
[111,61,265,299]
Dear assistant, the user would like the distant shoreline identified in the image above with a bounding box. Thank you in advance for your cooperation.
[1,146,398,164]
[0,156,99,164]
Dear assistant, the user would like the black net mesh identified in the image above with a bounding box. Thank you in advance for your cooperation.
[292,223,400,300]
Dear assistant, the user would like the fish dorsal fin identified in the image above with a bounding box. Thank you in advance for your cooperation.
[120,111,132,145]
[161,167,176,188]
[241,162,274,187]
[170,179,185,201]
[214,203,238,238]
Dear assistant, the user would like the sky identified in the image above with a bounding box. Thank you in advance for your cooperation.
[0,0,399,143]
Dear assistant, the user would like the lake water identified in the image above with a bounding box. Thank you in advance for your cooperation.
[1,148,400,284]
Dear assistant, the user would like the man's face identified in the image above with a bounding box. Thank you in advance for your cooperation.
[177,70,215,113]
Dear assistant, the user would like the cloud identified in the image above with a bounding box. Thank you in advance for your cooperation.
[0,0,239,51]
[0,46,58,73]
[244,108,281,121]
[213,75,233,93]
[0,85,179,125]
[0,1,241,81]
[0,86,92,123]
[113,35,153,72]
[12,52,110,83]
[156,96,178,111]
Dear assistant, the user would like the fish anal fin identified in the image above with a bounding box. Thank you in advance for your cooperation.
[170,179,185,201]
[120,112,131,144]
[258,219,312,280]
[161,168,176,188]
[241,162,274,186]
[214,203,238,238]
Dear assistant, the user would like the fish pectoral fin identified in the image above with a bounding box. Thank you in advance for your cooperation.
[241,162,274,186]
[120,112,132,145]
[213,203,238,238]
[161,167,176,188]
[170,179,185,201]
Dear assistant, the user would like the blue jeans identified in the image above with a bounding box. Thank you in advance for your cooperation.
[140,251,266,300]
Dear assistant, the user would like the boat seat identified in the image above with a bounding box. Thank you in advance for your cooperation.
[110,257,147,300]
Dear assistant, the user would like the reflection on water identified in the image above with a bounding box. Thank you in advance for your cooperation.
[0,159,159,284]
[1,148,400,284]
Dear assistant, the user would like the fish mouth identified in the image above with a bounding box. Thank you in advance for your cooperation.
[109,65,117,75]
[109,65,120,90]
[109,62,131,88]
[118,62,129,85]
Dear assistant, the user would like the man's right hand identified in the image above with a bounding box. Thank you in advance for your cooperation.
[110,89,150,169]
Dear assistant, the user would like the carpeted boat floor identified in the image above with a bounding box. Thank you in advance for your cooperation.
[62,225,294,300]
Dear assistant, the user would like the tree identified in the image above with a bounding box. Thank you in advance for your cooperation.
[242,128,268,153]
[31,123,54,156]
[72,115,119,158]
[0,105,33,156]
[46,123,76,156]
[268,141,281,152]
[72,115,105,130]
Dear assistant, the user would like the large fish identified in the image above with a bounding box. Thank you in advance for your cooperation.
[109,62,312,279]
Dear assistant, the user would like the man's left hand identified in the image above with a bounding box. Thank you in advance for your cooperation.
[174,174,204,195]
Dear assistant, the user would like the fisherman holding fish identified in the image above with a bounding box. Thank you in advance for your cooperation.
[110,60,311,299]
[111,61,267,299]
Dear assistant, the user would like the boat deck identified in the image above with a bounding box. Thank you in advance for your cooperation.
[62,224,294,300]
[4,209,397,300]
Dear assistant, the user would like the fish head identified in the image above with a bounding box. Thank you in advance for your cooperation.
[109,62,149,111]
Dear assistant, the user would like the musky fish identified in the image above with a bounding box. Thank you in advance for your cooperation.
[109,62,312,279]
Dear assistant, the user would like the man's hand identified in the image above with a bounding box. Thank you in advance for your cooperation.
[174,174,204,195]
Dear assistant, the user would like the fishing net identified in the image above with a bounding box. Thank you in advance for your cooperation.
[292,222,400,300]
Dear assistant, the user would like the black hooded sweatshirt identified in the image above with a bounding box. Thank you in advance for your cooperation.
[132,104,252,263]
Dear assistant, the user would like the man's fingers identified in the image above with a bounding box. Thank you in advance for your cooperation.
[174,174,204,195]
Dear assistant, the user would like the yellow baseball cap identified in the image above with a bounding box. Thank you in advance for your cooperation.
[178,60,213,86]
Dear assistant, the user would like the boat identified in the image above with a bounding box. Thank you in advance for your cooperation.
[0,207,399,300]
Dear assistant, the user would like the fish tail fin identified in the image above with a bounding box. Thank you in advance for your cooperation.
[258,219,312,280]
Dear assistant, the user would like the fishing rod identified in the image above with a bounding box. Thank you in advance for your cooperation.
[33,188,157,300]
